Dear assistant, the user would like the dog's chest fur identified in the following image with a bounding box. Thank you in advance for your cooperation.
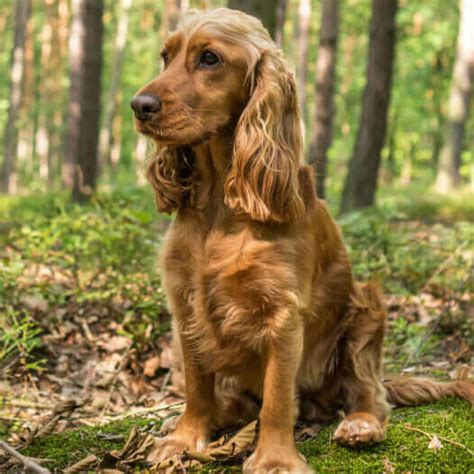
[162,213,300,374]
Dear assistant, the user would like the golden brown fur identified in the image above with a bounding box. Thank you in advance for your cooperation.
[131,8,473,472]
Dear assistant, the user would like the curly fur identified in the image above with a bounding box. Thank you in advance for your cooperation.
[132,8,473,473]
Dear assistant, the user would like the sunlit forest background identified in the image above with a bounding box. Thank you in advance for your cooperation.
[0,0,473,203]
[0,0,473,472]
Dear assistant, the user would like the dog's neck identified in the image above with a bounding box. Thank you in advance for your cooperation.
[190,133,234,214]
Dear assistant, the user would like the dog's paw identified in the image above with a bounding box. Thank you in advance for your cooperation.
[333,412,385,447]
[243,446,313,474]
[147,432,208,464]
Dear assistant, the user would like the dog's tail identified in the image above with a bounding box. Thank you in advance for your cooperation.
[383,376,474,407]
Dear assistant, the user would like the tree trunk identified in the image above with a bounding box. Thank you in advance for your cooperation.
[1,0,31,194]
[64,0,104,201]
[297,0,311,117]
[307,0,339,199]
[340,0,398,214]
[16,6,35,181]
[98,0,132,174]
[228,0,278,39]
[274,0,287,48]
[36,0,57,185]
[435,0,474,193]
[161,0,182,40]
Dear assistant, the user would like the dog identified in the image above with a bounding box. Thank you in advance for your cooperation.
[131,8,473,472]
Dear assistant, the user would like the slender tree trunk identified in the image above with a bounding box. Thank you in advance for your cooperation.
[1,0,31,194]
[36,0,56,184]
[340,0,398,214]
[98,0,132,174]
[64,0,104,201]
[297,0,311,117]
[307,0,339,199]
[17,8,35,180]
[435,0,474,193]
[162,0,182,40]
[228,0,278,39]
[274,0,287,48]
[63,0,84,188]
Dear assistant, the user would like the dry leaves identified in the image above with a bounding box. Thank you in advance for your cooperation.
[62,420,258,473]
[149,420,258,473]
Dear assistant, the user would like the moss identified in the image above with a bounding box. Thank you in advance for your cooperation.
[21,400,473,473]
[21,417,155,470]
[302,398,474,473]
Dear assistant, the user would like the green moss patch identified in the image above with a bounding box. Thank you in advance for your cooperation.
[303,398,473,473]
[21,417,155,470]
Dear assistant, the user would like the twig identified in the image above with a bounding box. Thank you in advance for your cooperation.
[6,400,54,410]
[403,424,473,455]
[404,309,445,367]
[421,243,467,292]
[0,440,50,474]
[105,401,185,421]
[160,369,172,396]
[99,346,135,419]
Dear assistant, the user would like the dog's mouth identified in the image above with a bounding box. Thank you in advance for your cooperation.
[135,115,213,148]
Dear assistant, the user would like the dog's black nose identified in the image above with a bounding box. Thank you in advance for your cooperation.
[130,94,162,121]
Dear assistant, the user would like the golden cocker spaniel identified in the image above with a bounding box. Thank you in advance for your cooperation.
[131,8,473,473]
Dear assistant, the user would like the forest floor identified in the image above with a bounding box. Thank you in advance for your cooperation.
[0,185,473,472]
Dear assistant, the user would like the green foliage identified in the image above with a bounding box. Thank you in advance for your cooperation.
[0,188,169,371]
[339,203,473,295]
[0,308,45,372]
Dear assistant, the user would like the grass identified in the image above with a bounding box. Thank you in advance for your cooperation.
[20,399,474,472]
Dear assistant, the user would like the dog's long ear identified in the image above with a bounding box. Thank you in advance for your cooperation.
[224,52,305,223]
[146,146,194,213]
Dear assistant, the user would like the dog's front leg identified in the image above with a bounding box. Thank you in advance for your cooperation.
[149,329,214,463]
[244,311,312,474]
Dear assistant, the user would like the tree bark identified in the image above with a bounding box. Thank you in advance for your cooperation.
[307,0,339,199]
[98,0,132,173]
[1,0,31,194]
[435,0,474,193]
[297,0,311,117]
[228,0,278,39]
[64,0,104,201]
[16,6,34,180]
[340,0,398,214]
[161,0,182,40]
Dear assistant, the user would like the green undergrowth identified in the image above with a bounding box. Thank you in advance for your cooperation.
[21,399,473,472]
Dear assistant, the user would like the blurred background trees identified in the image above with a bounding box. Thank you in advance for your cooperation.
[0,0,472,211]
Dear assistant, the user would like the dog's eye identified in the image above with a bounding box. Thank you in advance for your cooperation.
[198,50,221,68]
[161,50,169,66]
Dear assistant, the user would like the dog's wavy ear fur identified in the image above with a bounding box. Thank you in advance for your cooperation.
[224,51,305,223]
[146,146,194,213]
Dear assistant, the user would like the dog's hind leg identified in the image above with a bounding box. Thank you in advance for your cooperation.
[333,282,391,447]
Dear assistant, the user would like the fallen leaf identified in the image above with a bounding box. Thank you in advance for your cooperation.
[63,454,98,473]
[428,435,443,451]
[383,456,395,473]
[295,424,321,442]
[143,356,161,377]
[207,420,257,457]
[20,294,48,312]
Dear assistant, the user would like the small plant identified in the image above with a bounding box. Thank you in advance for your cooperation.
[0,309,45,373]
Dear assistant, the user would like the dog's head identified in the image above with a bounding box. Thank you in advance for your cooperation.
[133,8,304,223]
